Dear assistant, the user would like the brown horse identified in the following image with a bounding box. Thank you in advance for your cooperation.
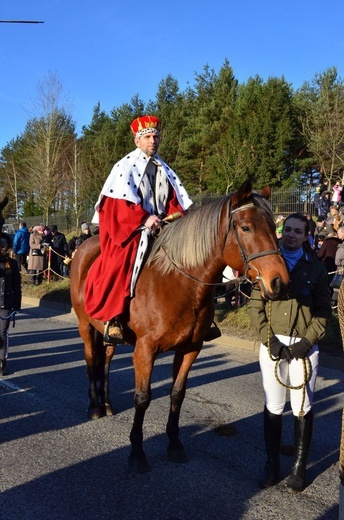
[70,179,289,472]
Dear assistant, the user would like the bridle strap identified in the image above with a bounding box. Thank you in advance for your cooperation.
[246,249,282,263]
[230,202,281,278]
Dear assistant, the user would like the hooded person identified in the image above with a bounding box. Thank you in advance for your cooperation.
[84,115,193,344]
[68,223,92,257]
[75,223,91,248]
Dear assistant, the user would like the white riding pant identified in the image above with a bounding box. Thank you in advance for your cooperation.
[259,334,319,417]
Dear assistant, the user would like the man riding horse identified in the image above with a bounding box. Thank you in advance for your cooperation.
[84,115,193,344]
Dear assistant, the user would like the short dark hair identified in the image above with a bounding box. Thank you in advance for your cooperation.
[283,213,310,236]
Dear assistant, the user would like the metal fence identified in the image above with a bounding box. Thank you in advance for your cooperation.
[193,186,315,217]
[269,186,314,216]
[4,211,95,236]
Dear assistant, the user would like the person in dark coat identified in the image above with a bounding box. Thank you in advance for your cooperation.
[305,213,316,237]
[316,232,341,287]
[313,187,321,216]
[50,225,69,279]
[75,223,91,249]
[68,223,91,258]
[318,191,331,218]
[313,215,333,249]
[0,232,21,376]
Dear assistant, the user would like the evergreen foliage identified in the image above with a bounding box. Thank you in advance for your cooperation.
[1,61,344,225]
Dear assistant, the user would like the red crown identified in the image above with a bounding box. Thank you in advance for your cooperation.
[130,115,161,136]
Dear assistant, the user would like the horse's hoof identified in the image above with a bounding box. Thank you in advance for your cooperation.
[128,455,151,473]
[104,403,116,416]
[88,406,103,420]
[167,447,189,464]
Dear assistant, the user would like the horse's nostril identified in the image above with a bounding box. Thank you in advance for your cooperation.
[272,276,281,293]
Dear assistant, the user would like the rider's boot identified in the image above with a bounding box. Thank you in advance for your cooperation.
[103,316,124,345]
[260,405,282,488]
[204,321,222,341]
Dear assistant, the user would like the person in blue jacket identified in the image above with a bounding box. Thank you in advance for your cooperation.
[12,221,30,272]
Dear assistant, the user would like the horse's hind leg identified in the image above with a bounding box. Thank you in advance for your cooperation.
[166,349,200,463]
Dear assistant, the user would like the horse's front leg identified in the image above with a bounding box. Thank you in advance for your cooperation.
[86,364,102,420]
[84,327,115,420]
[98,343,116,416]
[166,349,200,463]
[128,343,155,473]
[81,325,104,420]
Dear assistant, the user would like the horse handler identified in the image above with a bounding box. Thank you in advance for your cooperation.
[248,213,332,492]
[84,115,192,344]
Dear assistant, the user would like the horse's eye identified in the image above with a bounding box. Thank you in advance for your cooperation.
[241,226,251,232]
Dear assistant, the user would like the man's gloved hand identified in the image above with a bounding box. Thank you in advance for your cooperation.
[290,338,312,360]
[266,335,293,361]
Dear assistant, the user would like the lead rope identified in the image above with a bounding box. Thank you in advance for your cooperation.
[267,300,311,417]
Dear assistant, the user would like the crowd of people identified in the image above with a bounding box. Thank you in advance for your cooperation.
[11,221,97,284]
[314,179,343,217]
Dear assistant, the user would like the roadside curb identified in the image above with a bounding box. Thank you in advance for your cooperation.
[22,295,75,315]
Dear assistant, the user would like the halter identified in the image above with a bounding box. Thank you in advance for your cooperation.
[230,202,282,282]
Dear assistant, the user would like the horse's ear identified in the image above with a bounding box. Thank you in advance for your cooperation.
[231,178,252,209]
[259,186,271,200]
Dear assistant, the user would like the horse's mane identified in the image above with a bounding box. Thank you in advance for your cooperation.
[147,190,274,275]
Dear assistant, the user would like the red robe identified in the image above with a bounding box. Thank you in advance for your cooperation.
[84,190,184,321]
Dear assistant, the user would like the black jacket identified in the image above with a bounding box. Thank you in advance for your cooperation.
[51,232,68,264]
[0,255,21,310]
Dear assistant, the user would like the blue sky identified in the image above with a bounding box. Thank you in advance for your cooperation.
[1,0,343,150]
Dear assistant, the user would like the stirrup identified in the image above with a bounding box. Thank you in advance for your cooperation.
[103,319,124,345]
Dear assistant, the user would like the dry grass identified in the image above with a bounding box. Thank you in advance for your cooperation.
[22,277,71,304]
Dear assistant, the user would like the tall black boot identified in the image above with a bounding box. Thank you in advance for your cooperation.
[0,359,7,376]
[287,410,313,492]
[260,405,282,488]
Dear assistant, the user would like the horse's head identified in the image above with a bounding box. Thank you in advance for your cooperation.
[224,179,289,300]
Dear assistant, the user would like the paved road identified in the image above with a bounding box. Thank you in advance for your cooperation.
[0,302,343,520]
